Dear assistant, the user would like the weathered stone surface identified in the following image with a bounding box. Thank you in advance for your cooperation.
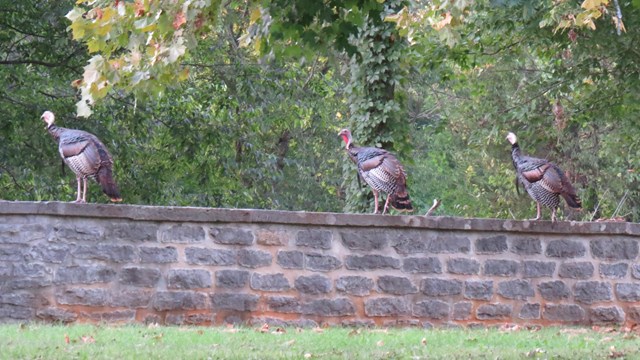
[52,225,102,242]
[185,247,236,266]
[464,280,493,300]
[5,277,52,290]
[238,249,272,268]
[345,255,400,270]
[0,262,12,276]
[211,293,258,311]
[255,229,290,246]
[341,230,389,251]
[522,261,556,278]
[119,267,162,288]
[168,269,212,289]
[402,257,441,274]
[210,227,254,246]
[364,298,409,316]
[510,237,542,255]
[106,223,158,242]
[447,258,480,275]
[139,246,178,263]
[421,278,463,296]
[153,291,210,311]
[55,265,116,284]
[453,302,472,321]
[475,235,507,254]
[546,240,586,258]
[538,281,571,301]
[615,283,640,302]
[0,292,45,307]
[295,274,331,294]
[297,230,332,249]
[558,262,594,279]
[160,224,205,243]
[86,310,136,322]
[0,224,47,243]
[413,300,450,319]
[276,250,304,269]
[0,245,27,261]
[600,263,628,279]
[543,304,585,322]
[108,290,153,308]
[497,280,534,300]
[591,239,638,260]
[184,313,214,325]
[305,253,342,272]
[13,263,50,278]
[251,273,291,292]
[483,259,518,277]
[427,235,470,254]
[633,264,640,279]
[57,288,108,306]
[574,281,612,304]
[33,243,72,263]
[73,244,137,263]
[392,234,429,254]
[476,304,511,320]
[267,296,301,313]
[377,276,418,295]
[335,276,374,296]
[303,298,355,316]
[215,270,250,289]
[36,307,77,323]
[628,306,640,322]
[519,303,540,319]
[0,304,33,320]
[590,306,624,324]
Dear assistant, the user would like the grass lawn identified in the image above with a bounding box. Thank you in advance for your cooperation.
[0,323,638,359]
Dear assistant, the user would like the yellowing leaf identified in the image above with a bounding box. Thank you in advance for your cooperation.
[581,0,608,10]
[432,12,452,31]
[249,7,261,24]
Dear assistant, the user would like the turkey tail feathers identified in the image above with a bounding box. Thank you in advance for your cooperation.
[96,166,122,202]
[390,191,413,212]
[562,192,582,209]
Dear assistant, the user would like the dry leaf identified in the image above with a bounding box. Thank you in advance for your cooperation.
[303,353,312,359]
[376,340,384,347]
[173,11,186,30]
[273,327,286,334]
[312,327,324,333]
[64,334,70,344]
[283,339,296,347]
[81,336,95,344]
[609,346,625,359]
[421,337,427,345]
[600,337,614,343]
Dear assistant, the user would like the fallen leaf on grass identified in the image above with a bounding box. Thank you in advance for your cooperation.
[609,346,625,359]
[525,348,546,357]
[64,334,70,344]
[560,328,588,335]
[258,323,270,333]
[348,329,361,337]
[272,327,286,334]
[421,338,427,346]
[370,329,389,333]
[304,353,312,359]
[81,336,95,344]
[312,327,324,333]
[600,337,614,343]
[196,329,204,335]
[282,339,296,347]
[153,333,164,341]
[376,340,384,347]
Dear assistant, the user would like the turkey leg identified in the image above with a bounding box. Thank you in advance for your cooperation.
[372,190,379,214]
[382,196,391,215]
[74,177,82,203]
[530,202,541,221]
[551,208,557,223]
[81,177,88,203]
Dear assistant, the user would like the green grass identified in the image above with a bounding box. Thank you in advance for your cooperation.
[1,324,638,359]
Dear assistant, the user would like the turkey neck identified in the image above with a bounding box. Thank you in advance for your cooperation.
[510,142,522,170]
[46,124,64,143]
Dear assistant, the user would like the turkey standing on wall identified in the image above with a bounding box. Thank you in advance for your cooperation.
[42,111,122,203]
[506,132,581,222]
[339,128,412,214]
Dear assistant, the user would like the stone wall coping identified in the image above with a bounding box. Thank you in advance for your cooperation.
[1,200,638,236]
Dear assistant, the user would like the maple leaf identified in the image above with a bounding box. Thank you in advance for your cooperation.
[173,11,186,30]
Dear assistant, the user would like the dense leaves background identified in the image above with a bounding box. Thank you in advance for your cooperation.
[1,0,639,221]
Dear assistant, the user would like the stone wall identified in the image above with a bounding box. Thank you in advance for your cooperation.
[1,201,640,328]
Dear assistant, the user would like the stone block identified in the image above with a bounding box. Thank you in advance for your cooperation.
[54,265,116,284]
[402,257,442,274]
[296,230,332,249]
[250,273,291,292]
[558,262,594,279]
[615,283,640,302]
[633,264,640,279]
[522,261,556,278]
[427,235,470,254]
[305,253,342,272]
[108,290,153,308]
[519,303,540,319]
[0,224,47,243]
[483,259,518,277]
[497,280,534,300]
[377,276,418,295]
[295,274,331,294]
[364,298,409,316]
[139,246,178,263]
[546,240,586,258]
[13,263,50,278]
[421,278,463,296]
[153,291,210,311]
[574,281,612,304]
[185,247,236,266]
[335,276,374,296]
[33,243,72,263]
[168,269,212,289]
[340,230,388,251]
[52,225,102,242]
[119,267,161,288]
[628,306,640,322]
[302,298,355,316]
[238,249,272,268]
[215,270,250,289]
[276,250,304,269]
[464,280,493,300]
[453,302,472,321]
[0,263,11,276]
[0,304,33,320]
[591,239,638,260]
[600,263,628,279]
[256,229,290,246]
[447,258,480,275]
[57,288,108,306]
[86,310,136,322]
[393,235,430,254]
[538,281,570,301]
[475,235,507,254]
[0,292,44,307]
[0,245,26,261]
[543,304,585,322]
[476,304,511,320]
[210,227,254,246]
[5,278,51,290]
[36,307,77,323]
[73,244,137,263]
[159,224,205,243]
[211,293,259,311]
[345,255,400,270]
[267,296,301,313]
[510,237,542,255]
[106,223,158,242]
[590,306,624,324]
[413,300,450,319]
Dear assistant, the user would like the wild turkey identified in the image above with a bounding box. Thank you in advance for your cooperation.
[339,128,412,214]
[42,111,122,203]
[506,132,581,222]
